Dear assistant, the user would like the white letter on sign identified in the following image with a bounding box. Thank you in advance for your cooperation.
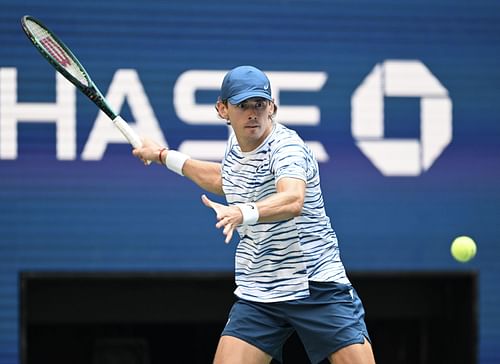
[82,69,167,160]
[0,68,76,160]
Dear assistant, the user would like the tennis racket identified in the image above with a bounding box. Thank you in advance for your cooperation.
[21,15,143,150]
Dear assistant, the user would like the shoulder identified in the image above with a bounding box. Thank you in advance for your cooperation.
[269,123,305,150]
[274,123,301,140]
[268,124,308,157]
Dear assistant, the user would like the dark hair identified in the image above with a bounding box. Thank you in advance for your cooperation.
[215,98,278,121]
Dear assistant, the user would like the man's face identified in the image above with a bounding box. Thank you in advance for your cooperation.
[221,97,274,151]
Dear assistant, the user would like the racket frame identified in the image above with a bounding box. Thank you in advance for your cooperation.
[21,15,144,151]
[21,15,117,120]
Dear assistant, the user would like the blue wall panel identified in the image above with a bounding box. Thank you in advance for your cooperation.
[1,0,499,363]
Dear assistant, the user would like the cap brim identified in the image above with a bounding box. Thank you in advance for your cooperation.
[228,91,273,105]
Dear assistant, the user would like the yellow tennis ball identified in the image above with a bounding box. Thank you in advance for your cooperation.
[451,236,477,263]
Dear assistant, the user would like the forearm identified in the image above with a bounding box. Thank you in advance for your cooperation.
[155,148,223,195]
[133,141,224,195]
[181,159,224,195]
[255,191,303,222]
[250,178,306,223]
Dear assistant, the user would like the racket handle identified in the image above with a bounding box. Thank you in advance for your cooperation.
[113,116,143,149]
[113,116,152,165]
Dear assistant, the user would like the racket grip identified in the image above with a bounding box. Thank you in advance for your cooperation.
[113,116,143,149]
[113,116,152,165]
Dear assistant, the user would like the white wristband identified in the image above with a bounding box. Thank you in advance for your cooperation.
[165,150,190,176]
[236,203,259,225]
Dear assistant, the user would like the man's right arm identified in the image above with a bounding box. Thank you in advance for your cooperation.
[181,158,224,195]
[132,138,224,196]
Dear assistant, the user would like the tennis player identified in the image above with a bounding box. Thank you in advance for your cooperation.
[133,65,376,364]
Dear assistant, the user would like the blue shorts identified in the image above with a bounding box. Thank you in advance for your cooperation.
[221,281,371,364]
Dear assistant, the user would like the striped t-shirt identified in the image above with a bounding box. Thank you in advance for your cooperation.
[222,123,349,303]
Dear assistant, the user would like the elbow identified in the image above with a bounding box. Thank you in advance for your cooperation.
[290,199,304,217]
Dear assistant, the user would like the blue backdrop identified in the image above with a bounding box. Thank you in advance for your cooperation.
[0,0,499,363]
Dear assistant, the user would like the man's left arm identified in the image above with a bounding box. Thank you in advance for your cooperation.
[255,177,306,222]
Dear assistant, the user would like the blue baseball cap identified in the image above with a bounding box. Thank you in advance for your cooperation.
[220,65,272,104]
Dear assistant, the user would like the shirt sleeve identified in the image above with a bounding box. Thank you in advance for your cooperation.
[270,138,309,183]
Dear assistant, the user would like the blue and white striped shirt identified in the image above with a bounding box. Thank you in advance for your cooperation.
[222,123,349,302]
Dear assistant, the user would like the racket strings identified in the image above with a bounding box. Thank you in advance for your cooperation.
[25,19,89,87]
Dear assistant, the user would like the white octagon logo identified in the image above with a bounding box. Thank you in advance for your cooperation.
[351,60,452,176]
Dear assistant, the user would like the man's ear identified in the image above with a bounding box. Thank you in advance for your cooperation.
[216,100,229,120]
[270,100,278,118]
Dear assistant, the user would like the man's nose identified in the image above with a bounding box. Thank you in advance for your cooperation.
[247,109,258,119]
